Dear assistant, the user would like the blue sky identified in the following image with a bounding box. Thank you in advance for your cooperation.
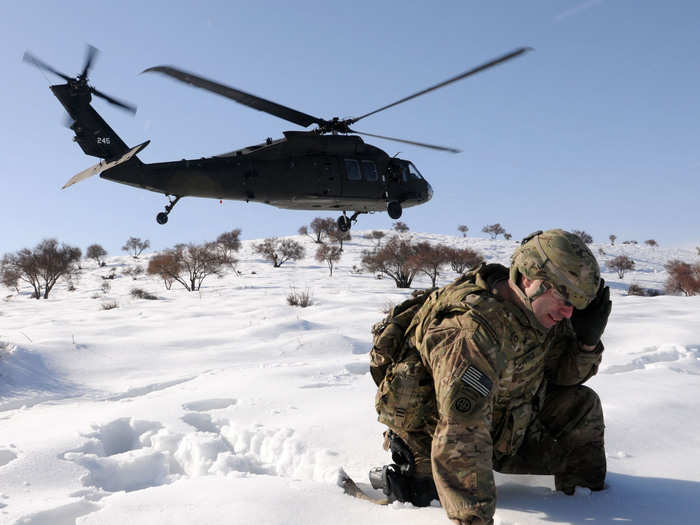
[2,1,699,255]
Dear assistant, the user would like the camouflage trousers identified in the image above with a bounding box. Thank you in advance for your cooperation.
[383,384,606,501]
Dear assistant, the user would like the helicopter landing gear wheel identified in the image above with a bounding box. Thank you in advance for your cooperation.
[387,201,402,220]
[156,195,182,225]
[337,215,351,232]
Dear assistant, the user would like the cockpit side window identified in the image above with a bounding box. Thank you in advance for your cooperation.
[344,159,361,181]
[407,162,423,180]
[361,160,378,182]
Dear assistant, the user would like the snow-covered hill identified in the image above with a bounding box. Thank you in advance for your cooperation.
[1,232,699,525]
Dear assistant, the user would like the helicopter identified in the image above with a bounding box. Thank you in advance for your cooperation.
[23,46,529,231]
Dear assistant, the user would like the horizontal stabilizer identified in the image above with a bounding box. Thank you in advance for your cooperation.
[62,140,150,189]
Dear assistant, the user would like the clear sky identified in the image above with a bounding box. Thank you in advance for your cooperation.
[2,1,699,255]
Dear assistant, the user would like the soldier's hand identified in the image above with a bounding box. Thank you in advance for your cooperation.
[570,279,612,346]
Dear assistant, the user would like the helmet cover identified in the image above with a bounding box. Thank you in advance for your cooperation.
[510,229,601,309]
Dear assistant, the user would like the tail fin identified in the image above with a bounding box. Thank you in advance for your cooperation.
[50,83,138,161]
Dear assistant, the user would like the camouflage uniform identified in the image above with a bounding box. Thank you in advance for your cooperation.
[374,261,606,525]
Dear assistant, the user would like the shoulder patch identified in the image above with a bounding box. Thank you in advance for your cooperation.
[460,365,493,397]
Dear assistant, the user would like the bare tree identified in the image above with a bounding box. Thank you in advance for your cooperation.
[146,243,230,291]
[254,238,305,267]
[215,228,242,269]
[86,244,107,266]
[361,236,418,288]
[664,260,700,296]
[608,255,635,278]
[609,234,617,246]
[482,223,505,239]
[1,266,21,293]
[122,237,150,258]
[1,239,81,299]
[457,225,469,238]
[572,230,593,244]
[301,217,336,244]
[368,230,386,247]
[503,233,512,241]
[412,242,450,287]
[315,243,342,276]
[644,239,658,248]
[147,252,178,290]
[444,246,485,274]
[327,224,351,251]
[393,221,410,234]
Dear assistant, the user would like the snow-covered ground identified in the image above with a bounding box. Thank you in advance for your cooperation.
[1,231,699,525]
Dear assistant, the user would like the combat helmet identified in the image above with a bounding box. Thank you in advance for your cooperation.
[510,229,600,310]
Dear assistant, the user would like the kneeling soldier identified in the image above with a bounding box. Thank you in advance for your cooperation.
[370,229,612,525]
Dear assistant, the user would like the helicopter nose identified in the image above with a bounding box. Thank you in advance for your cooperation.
[426,182,433,202]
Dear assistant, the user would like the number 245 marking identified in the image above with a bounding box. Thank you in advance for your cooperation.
[97,137,111,144]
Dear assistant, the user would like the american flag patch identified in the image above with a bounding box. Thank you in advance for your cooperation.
[460,365,493,397]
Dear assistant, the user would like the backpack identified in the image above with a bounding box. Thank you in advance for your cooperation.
[369,288,436,386]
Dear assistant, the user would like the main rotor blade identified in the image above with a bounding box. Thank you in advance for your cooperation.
[90,86,137,114]
[143,65,324,128]
[351,129,461,153]
[81,44,98,79]
[22,51,73,82]
[350,47,532,125]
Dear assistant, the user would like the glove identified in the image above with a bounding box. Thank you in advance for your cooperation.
[570,279,612,346]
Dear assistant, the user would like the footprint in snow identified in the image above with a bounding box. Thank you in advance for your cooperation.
[182,398,237,411]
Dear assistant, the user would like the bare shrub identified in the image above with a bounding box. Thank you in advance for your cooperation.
[1,267,20,293]
[608,255,635,278]
[254,238,305,268]
[102,268,117,280]
[86,244,107,266]
[412,242,449,287]
[393,221,409,234]
[315,243,342,276]
[101,281,111,294]
[122,266,144,279]
[482,223,505,239]
[147,243,230,291]
[445,247,485,274]
[121,237,150,258]
[101,300,119,310]
[361,236,418,288]
[598,248,606,256]
[622,240,638,245]
[572,230,593,244]
[609,234,617,246]
[503,233,512,241]
[1,239,81,299]
[627,283,646,296]
[130,287,158,300]
[287,287,312,307]
[457,225,469,237]
[644,239,658,248]
[664,260,700,296]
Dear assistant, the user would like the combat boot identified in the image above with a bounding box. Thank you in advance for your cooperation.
[369,464,438,506]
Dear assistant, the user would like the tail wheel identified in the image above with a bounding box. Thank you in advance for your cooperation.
[387,201,402,220]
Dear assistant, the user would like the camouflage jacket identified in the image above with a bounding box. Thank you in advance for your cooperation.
[375,264,603,524]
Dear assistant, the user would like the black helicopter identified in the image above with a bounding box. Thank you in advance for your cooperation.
[24,46,529,231]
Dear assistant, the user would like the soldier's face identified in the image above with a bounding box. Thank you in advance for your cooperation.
[523,278,575,329]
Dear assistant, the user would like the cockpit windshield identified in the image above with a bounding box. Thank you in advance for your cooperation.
[407,162,423,180]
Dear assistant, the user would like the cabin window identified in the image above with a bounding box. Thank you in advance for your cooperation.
[361,160,378,182]
[344,159,361,181]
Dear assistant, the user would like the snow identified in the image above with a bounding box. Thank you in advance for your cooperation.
[1,231,699,525]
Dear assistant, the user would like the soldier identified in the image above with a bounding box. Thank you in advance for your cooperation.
[369,229,612,524]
